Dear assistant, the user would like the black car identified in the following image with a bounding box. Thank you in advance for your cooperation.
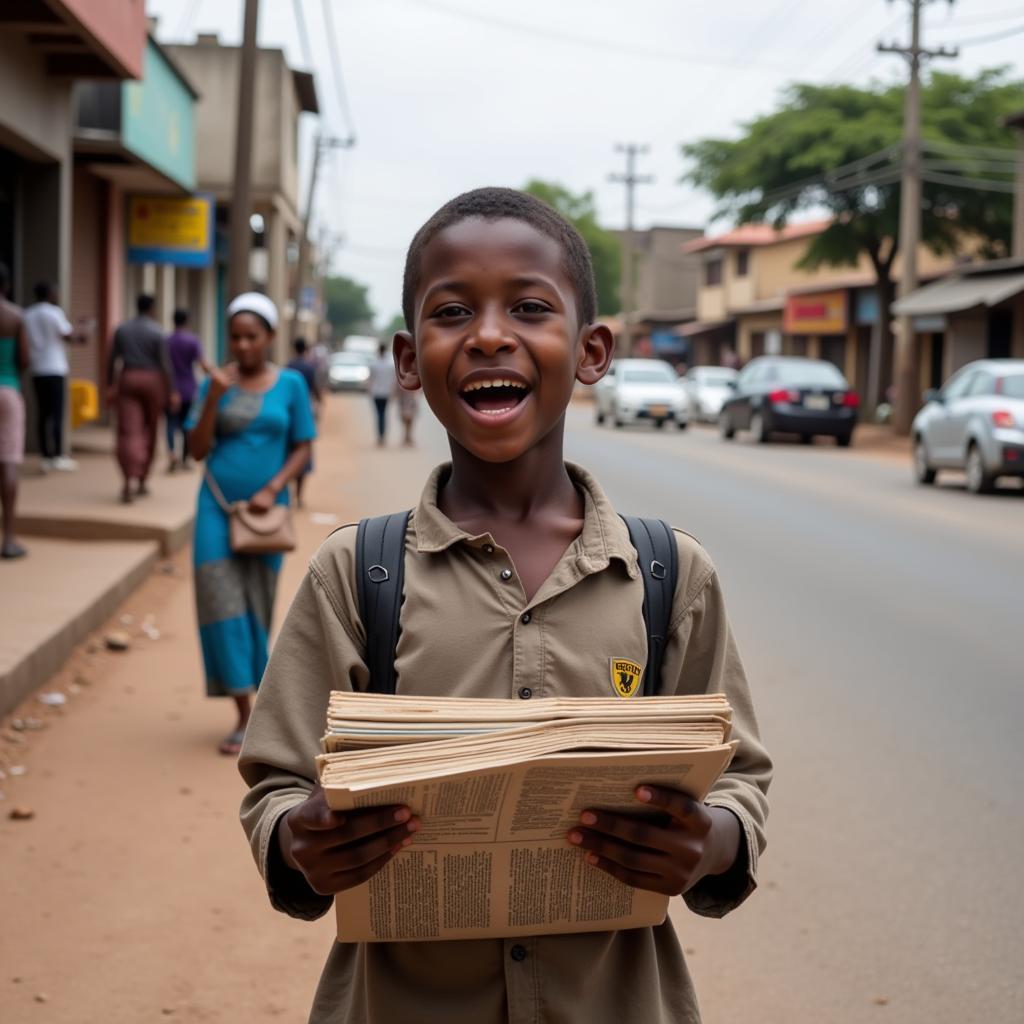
[719,356,859,446]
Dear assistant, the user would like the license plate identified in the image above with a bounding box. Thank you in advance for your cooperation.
[648,405,669,417]
[804,394,829,411]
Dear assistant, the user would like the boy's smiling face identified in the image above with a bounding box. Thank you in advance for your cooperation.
[395,217,613,463]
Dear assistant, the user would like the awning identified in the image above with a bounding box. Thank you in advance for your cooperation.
[677,319,733,337]
[891,272,1024,316]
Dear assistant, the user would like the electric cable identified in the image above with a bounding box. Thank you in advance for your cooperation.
[292,0,315,67]
[321,0,356,138]
[175,0,202,39]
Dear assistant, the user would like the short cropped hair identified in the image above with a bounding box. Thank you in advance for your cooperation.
[173,308,188,327]
[402,187,597,331]
[33,281,52,303]
[293,337,307,354]
[137,294,156,315]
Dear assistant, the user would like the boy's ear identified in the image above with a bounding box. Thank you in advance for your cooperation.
[575,322,615,386]
[393,331,422,391]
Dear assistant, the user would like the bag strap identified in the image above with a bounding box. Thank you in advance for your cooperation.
[203,467,234,515]
[356,511,412,695]
[620,516,678,697]
[355,511,678,699]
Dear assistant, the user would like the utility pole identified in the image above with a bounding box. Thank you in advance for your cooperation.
[1006,113,1024,259]
[295,133,355,330]
[609,144,653,355]
[227,0,260,301]
[878,0,957,435]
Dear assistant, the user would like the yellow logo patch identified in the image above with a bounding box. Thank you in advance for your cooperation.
[610,658,643,699]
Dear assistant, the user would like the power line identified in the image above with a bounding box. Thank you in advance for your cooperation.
[397,0,793,72]
[175,0,202,39]
[321,0,356,138]
[955,21,1024,47]
[921,169,1018,193]
[292,0,314,67]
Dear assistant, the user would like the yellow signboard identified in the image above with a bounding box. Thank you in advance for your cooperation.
[127,195,212,266]
[784,289,848,335]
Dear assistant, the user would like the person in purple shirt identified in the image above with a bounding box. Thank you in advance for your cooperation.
[166,309,210,471]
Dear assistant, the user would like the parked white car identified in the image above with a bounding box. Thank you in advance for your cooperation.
[683,365,739,421]
[327,351,372,392]
[594,359,689,430]
[911,358,1024,493]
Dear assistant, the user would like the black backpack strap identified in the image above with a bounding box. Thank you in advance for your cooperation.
[355,511,411,695]
[621,516,678,697]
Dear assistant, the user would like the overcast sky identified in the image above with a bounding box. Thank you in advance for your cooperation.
[148,0,1024,326]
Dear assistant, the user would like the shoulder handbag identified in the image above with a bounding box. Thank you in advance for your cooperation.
[204,468,297,555]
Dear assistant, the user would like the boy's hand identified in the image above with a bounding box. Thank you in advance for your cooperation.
[567,785,740,897]
[279,786,421,895]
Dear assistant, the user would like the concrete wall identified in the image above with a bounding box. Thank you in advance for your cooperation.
[628,226,702,315]
[164,44,297,212]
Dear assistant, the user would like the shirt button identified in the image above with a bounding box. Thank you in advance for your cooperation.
[518,687,532,700]
[510,944,528,962]
[520,611,531,624]
[483,544,495,555]
[500,568,513,581]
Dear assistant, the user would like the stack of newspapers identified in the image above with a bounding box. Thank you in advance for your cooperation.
[317,692,736,943]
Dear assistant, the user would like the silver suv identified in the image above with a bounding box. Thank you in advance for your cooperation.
[911,359,1024,493]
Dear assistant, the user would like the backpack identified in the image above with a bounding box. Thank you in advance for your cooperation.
[355,513,678,698]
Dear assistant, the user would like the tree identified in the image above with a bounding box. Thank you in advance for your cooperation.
[323,275,375,338]
[681,69,1024,405]
[523,180,621,316]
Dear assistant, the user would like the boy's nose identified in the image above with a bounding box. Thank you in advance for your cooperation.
[468,312,517,357]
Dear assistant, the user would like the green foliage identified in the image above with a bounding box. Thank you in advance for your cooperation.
[323,275,374,337]
[380,312,407,338]
[523,179,621,315]
[681,69,1024,276]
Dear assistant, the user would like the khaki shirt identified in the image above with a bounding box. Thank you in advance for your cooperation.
[239,463,772,1024]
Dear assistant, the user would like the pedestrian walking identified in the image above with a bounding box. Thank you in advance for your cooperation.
[23,281,79,471]
[286,338,322,508]
[0,263,28,559]
[107,294,179,504]
[165,308,210,473]
[239,188,771,1024]
[186,293,315,756]
[368,342,395,446]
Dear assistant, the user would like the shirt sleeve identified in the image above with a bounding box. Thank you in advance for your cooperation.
[53,306,73,337]
[287,370,317,444]
[238,530,368,920]
[661,532,772,920]
[184,377,210,431]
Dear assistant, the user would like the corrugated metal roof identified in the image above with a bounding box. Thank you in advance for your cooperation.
[891,272,1024,316]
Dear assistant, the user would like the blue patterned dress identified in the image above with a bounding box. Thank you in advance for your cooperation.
[186,368,316,697]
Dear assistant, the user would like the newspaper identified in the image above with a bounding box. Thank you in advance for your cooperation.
[318,693,735,943]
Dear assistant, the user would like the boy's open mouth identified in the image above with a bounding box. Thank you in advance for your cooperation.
[459,378,532,417]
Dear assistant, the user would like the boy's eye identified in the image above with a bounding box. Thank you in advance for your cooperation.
[432,304,471,320]
[513,300,551,316]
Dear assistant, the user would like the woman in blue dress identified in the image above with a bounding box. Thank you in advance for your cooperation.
[186,293,315,754]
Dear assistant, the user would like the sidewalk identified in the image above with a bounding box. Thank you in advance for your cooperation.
[1,426,199,716]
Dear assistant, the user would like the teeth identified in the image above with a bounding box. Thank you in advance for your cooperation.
[462,379,527,392]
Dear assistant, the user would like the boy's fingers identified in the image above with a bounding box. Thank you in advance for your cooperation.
[570,828,672,874]
[330,849,398,891]
[337,807,415,843]
[583,852,666,895]
[635,786,707,830]
[324,821,418,869]
[575,810,674,853]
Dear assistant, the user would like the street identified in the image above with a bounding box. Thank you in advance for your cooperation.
[3,393,1022,1022]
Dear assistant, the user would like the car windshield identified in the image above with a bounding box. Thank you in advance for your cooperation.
[622,366,675,384]
[331,354,367,365]
[999,374,1024,399]
[773,361,847,387]
[697,371,736,386]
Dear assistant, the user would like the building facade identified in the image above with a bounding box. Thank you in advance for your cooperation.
[164,35,318,363]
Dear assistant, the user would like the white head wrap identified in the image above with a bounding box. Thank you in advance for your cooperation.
[227,291,279,330]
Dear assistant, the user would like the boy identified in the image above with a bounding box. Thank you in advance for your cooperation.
[239,188,771,1023]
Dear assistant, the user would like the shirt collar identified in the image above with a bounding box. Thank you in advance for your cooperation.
[412,462,639,579]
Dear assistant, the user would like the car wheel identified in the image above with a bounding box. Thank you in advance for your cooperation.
[965,443,995,494]
[720,413,735,440]
[654,419,666,430]
[677,419,688,431]
[750,411,769,444]
[836,433,853,448]
[913,436,936,484]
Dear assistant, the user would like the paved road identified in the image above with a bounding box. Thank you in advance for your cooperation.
[420,401,1024,1022]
